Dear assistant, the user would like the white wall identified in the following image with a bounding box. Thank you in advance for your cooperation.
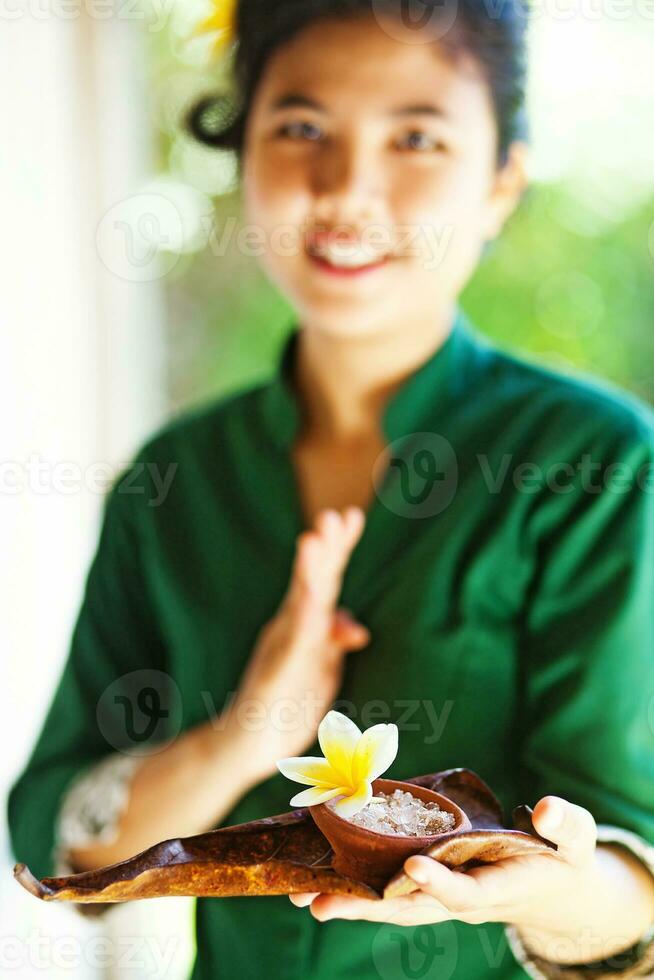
[0,9,193,979]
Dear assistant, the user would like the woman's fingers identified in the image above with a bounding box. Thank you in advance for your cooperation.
[284,507,366,614]
[404,857,488,914]
[531,796,597,869]
[300,891,452,924]
[314,507,341,546]
[291,804,596,926]
[282,531,323,613]
[330,608,370,649]
[341,506,366,548]
[289,891,320,907]
[314,506,365,583]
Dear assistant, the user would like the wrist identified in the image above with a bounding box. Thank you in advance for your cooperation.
[199,702,269,790]
[506,921,654,976]
[511,923,636,967]
[512,844,654,966]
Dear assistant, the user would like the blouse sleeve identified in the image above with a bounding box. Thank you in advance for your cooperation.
[7,467,171,896]
[507,417,654,974]
[52,753,145,919]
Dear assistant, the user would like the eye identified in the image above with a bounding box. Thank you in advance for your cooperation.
[396,130,446,153]
[275,120,324,142]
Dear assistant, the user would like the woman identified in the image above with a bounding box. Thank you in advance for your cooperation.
[9,1,654,977]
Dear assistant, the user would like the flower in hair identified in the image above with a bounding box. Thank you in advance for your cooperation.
[190,0,237,58]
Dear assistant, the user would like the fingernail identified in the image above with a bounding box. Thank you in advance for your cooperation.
[405,859,428,883]
[543,802,564,829]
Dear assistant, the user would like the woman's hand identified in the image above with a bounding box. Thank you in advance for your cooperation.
[289,795,654,965]
[229,507,370,785]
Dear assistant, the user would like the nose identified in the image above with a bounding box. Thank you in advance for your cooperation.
[311,135,383,221]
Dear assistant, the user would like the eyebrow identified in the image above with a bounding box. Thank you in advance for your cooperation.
[268,93,449,118]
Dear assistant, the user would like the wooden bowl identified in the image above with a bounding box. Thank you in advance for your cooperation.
[310,777,471,892]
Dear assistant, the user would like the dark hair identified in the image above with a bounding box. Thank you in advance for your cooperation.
[185,0,530,170]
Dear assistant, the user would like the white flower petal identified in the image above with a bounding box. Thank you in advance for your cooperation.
[331,780,373,818]
[276,756,343,786]
[318,710,362,784]
[351,723,398,784]
[289,785,350,807]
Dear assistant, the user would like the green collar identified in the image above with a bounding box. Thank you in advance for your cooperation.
[260,307,489,452]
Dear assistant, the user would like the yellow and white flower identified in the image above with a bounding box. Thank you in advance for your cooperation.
[276,710,399,819]
[189,0,237,57]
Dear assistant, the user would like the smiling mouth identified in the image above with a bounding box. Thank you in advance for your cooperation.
[306,250,391,277]
[305,239,393,276]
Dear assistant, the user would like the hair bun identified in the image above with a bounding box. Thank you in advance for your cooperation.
[185,92,243,150]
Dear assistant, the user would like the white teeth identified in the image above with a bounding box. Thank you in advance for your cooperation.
[309,243,386,268]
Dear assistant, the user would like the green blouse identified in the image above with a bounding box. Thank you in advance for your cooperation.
[8,309,654,980]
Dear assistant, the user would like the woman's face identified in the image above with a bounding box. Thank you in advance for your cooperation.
[243,12,527,339]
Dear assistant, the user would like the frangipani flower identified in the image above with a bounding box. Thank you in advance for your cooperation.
[189,0,237,58]
[276,710,399,819]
